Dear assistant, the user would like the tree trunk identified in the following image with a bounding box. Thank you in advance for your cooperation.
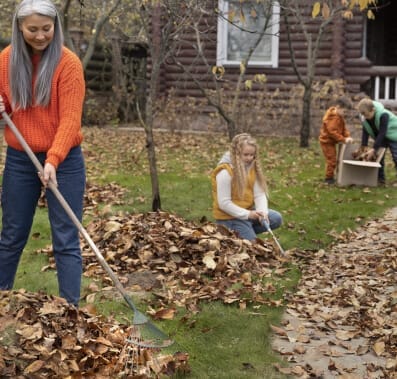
[145,4,162,211]
[81,0,122,70]
[136,88,161,211]
[145,97,161,211]
[227,120,236,141]
[300,85,312,147]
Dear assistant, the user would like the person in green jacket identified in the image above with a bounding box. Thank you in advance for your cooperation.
[357,98,397,184]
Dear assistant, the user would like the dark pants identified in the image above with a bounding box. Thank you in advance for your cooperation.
[378,140,397,181]
[0,146,86,306]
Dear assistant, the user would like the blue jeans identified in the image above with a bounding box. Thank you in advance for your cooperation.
[0,146,86,306]
[378,140,397,181]
[216,209,282,241]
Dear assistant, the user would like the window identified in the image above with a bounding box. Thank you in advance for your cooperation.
[217,0,280,68]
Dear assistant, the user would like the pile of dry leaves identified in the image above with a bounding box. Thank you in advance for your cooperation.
[80,211,287,311]
[0,290,188,378]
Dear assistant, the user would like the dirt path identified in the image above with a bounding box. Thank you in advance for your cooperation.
[272,208,397,379]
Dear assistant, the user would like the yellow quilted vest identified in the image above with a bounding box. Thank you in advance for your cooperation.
[211,163,256,220]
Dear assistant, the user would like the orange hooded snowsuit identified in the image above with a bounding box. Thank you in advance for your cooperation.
[319,106,351,179]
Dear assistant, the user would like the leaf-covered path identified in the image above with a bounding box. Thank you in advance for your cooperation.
[272,207,397,379]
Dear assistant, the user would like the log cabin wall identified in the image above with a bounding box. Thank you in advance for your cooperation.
[343,13,367,93]
[151,3,346,135]
[150,2,397,137]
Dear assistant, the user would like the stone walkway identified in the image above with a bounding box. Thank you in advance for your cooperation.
[272,208,397,379]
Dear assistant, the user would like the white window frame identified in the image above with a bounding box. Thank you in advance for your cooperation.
[217,0,280,68]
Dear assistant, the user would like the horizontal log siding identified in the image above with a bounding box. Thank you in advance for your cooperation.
[159,5,340,104]
[343,12,369,93]
[149,3,397,133]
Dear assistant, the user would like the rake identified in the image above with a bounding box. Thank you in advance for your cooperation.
[1,111,173,354]
[264,221,286,256]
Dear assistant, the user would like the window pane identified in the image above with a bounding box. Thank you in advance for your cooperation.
[226,1,273,62]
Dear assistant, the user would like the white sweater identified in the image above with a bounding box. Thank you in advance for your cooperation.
[215,152,268,220]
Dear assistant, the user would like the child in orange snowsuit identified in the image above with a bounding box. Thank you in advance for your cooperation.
[319,97,353,184]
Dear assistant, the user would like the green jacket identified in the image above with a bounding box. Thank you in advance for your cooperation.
[362,101,397,142]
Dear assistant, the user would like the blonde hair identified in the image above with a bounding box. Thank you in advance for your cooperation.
[357,98,374,114]
[230,133,268,198]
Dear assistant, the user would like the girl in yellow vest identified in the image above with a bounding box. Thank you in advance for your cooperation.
[211,133,282,241]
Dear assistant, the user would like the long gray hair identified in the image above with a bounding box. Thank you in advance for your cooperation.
[10,0,64,109]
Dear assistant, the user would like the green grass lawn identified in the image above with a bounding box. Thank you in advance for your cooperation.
[3,129,397,378]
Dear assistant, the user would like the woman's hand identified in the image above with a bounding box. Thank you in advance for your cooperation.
[39,163,57,187]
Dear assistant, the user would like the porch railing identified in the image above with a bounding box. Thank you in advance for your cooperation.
[372,66,397,102]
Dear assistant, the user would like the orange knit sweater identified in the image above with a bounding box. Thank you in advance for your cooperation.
[0,46,85,168]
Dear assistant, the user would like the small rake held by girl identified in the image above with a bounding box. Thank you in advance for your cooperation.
[264,220,286,256]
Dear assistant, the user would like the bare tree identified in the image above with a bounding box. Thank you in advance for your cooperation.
[281,0,376,147]
[135,0,204,211]
[281,1,340,147]
[172,0,278,140]
[60,0,123,70]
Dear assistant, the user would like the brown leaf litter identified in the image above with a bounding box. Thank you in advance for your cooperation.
[79,211,288,310]
[29,184,289,378]
[0,290,189,378]
[273,208,397,379]
[38,182,128,209]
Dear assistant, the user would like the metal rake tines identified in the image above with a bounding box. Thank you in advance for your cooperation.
[127,322,174,349]
[122,326,173,378]
[122,327,152,377]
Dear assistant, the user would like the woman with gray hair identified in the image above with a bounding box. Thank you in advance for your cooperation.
[0,0,86,306]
